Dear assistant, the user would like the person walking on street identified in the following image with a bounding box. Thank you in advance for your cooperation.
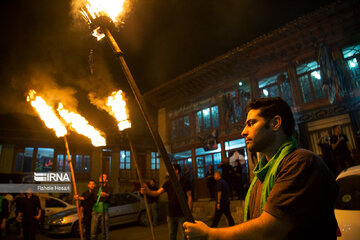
[146,179,159,226]
[331,125,354,174]
[211,171,235,228]
[141,164,192,240]
[233,159,244,200]
[74,179,96,240]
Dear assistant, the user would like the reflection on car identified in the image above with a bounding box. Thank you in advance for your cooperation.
[44,192,147,235]
[335,165,360,239]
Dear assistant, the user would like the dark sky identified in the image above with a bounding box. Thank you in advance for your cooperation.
[0,0,336,136]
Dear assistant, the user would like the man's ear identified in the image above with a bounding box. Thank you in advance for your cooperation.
[272,115,282,131]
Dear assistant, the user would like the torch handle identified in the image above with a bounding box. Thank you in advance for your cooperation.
[64,136,84,240]
[126,132,157,240]
[103,28,194,223]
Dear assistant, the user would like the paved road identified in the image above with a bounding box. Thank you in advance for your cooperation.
[5,222,179,240]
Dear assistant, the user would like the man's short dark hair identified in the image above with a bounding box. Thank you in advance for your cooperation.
[173,163,182,174]
[89,179,95,183]
[246,97,295,137]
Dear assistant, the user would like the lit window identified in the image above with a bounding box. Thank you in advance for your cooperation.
[151,152,160,170]
[196,106,219,133]
[258,72,293,106]
[36,148,54,172]
[15,147,34,172]
[342,44,360,87]
[195,145,221,178]
[296,61,326,103]
[120,150,131,170]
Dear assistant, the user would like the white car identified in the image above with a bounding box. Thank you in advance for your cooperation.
[44,192,147,236]
[335,165,360,239]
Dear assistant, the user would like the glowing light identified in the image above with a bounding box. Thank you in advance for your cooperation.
[311,71,321,80]
[263,89,269,97]
[203,108,210,116]
[27,90,67,137]
[57,103,106,147]
[238,81,243,86]
[349,58,357,68]
[81,0,126,23]
[106,90,131,131]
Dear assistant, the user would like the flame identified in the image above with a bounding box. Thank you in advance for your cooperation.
[106,90,131,131]
[57,103,106,147]
[27,90,67,137]
[81,0,126,23]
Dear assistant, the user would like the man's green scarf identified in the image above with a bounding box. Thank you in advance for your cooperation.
[243,136,297,221]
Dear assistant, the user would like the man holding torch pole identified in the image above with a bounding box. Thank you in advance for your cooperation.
[91,173,112,240]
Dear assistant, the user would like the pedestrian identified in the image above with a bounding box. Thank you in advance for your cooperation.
[318,130,337,176]
[330,125,354,174]
[184,97,338,239]
[14,193,26,238]
[146,178,159,226]
[205,165,216,200]
[0,193,9,240]
[217,159,233,199]
[233,159,244,200]
[74,179,96,240]
[210,171,235,228]
[91,174,112,240]
[16,189,41,240]
[141,164,192,240]
[37,193,48,230]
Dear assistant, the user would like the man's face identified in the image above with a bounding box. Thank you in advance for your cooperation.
[214,172,221,181]
[241,109,274,153]
[88,181,96,190]
[99,174,108,183]
[334,126,341,135]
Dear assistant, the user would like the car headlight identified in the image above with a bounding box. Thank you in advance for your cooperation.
[51,217,68,225]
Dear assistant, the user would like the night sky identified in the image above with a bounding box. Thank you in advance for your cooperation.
[0,0,336,136]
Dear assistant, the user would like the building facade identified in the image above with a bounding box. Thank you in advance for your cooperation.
[144,0,360,199]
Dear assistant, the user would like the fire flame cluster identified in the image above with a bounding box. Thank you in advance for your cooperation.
[82,0,126,23]
[106,90,131,131]
[27,90,68,138]
[80,0,126,40]
[27,89,131,147]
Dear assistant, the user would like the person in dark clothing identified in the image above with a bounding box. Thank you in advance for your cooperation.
[74,180,96,240]
[142,164,192,240]
[233,160,244,199]
[146,179,159,226]
[91,174,112,240]
[318,130,337,176]
[14,193,26,237]
[16,190,41,240]
[184,97,338,240]
[331,125,354,174]
[211,171,235,228]
[205,165,216,200]
[217,159,233,199]
[0,193,9,240]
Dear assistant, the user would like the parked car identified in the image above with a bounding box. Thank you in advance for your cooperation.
[335,165,360,239]
[44,192,147,236]
[7,195,75,233]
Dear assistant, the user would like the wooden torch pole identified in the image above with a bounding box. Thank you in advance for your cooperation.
[64,136,84,240]
[126,131,157,240]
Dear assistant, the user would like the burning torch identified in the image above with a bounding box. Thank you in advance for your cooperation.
[27,90,85,240]
[102,90,156,240]
[80,0,194,223]
[27,90,107,240]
